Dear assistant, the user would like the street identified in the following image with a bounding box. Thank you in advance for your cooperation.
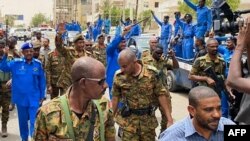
[0,91,189,141]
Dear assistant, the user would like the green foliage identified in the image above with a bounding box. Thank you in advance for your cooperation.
[100,0,112,16]
[5,16,15,27]
[138,10,152,30]
[178,0,240,19]
[30,13,49,27]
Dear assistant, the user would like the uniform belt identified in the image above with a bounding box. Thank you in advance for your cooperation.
[197,23,207,27]
[130,107,152,116]
[184,36,193,39]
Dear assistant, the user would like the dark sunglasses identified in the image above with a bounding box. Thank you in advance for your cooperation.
[76,77,106,85]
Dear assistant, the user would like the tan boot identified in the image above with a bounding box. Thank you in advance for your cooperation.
[2,124,8,138]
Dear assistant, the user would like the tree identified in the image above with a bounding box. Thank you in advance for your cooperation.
[100,0,112,17]
[5,15,15,27]
[30,13,49,27]
[138,10,152,31]
[178,0,240,19]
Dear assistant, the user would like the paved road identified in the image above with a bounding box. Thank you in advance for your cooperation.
[0,91,188,141]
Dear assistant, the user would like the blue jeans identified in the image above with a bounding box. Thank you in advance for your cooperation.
[221,91,229,118]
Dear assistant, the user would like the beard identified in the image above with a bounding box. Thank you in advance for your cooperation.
[196,114,220,131]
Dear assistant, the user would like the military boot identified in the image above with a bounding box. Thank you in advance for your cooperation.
[2,124,8,137]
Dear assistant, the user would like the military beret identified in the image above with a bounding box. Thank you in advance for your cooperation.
[32,41,42,49]
[73,34,84,43]
[97,34,105,39]
[21,42,33,50]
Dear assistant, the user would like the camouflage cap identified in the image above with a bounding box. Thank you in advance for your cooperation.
[73,34,84,43]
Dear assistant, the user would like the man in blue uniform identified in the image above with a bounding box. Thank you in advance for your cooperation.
[184,0,212,38]
[175,13,196,59]
[104,15,111,35]
[151,11,172,56]
[0,43,46,141]
[126,19,141,40]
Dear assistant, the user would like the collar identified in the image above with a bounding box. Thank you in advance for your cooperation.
[184,116,224,138]
[24,57,35,64]
[204,54,220,63]
[137,60,150,79]
[66,86,93,119]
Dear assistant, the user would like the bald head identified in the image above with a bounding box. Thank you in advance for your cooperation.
[71,57,105,82]
[118,48,137,63]
[189,86,218,107]
[206,38,218,47]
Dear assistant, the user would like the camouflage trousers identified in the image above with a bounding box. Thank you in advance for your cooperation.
[0,92,11,126]
[51,85,64,99]
[121,128,156,141]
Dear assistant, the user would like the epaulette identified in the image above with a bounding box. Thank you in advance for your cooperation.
[147,65,159,73]
[34,58,42,63]
[13,58,23,62]
[114,69,123,75]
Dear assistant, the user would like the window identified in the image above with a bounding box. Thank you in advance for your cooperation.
[155,2,159,8]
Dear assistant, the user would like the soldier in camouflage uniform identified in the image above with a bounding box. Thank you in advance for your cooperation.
[0,40,13,137]
[92,34,107,66]
[33,57,115,141]
[142,44,179,133]
[112,48,173,141]
[45,48,65,99]
[141,36,158,58]
[189,38,229,117]
[55,32,92,91]
[32,41,45,66]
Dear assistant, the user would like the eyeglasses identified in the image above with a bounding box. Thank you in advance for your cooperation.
[76,77,106,85]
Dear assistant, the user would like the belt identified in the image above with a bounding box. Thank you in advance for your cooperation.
[184,36,193,39]
[130,107,153,116]
[197,23,207,27]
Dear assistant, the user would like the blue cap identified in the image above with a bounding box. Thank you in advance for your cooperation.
[21,42,33,50]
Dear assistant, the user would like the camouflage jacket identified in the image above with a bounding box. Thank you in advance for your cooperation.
[112,62,171,133]
[190,54,225,87]
[45,49,65,87]
[92,44,107,66]
[56,45,92,89]
[0,54,14,93]
[142,54,173,70]
[33,87,115,141]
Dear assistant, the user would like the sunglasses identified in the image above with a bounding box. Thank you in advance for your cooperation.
[76,77,106,85]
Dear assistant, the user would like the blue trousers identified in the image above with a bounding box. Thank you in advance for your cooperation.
[195,26,207,39]
[17,105,39,140]
[174,42,182,58]
[160,38,169,56]
[221,91,229,118]
[182,38,194,59]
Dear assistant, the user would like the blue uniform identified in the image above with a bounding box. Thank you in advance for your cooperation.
[115,25,122,36]
[0,56,46,140]
[184,0,212,38]
[126,24,141,40]
[106,35,124,98]
[104,18,111,34]
[218,45,234,77]
[152,14,172,56]
[173,20,183,57]
[176,17,196,59]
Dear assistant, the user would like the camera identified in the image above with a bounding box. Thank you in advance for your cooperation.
[212,0,250,35]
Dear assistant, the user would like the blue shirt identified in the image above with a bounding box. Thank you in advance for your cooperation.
[126,24,141,40]
[106,35,123,87]
[115,25,122,36]
[104,19,111,28]
[159,116,235,141]
[184,0,212,32]
[0,56,46,107]
[152,14,172,41]
[176,17,195,38]
[218,45,234,76]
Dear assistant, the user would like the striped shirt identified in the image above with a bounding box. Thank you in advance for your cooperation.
[159,116,235,141]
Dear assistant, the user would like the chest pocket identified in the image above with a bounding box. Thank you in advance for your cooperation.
[16,67,26,75]
[120,83,131,97]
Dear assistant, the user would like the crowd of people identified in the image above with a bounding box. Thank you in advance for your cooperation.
[0,0,250,141]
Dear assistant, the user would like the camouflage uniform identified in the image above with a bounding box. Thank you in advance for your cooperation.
[92,44,107,66]
[33,87,115,141]
[45,49,65,99]
[112,62,171,141]
[190,54,225,88]
[56,44,92,91]
[142,54,172,133]
[0,54,13,129]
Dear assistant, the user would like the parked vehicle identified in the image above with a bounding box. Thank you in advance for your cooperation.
[12,28,31,40]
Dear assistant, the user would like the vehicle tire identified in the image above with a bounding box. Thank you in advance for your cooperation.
[166,70,178,92]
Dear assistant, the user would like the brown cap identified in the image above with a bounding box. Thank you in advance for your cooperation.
[32,41,42,49]
[73,34,84,43]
